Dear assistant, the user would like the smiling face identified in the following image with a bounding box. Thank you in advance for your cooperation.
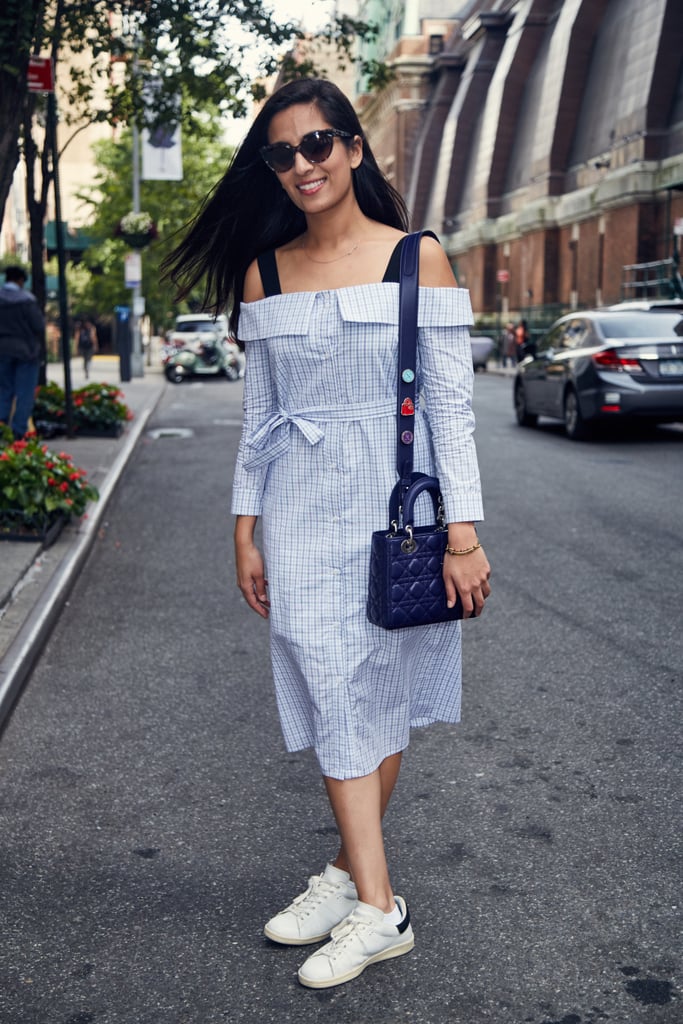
[265,102,363,216]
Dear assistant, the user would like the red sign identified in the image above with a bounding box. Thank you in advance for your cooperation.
[27,57,54,93]
[496,269,510,283]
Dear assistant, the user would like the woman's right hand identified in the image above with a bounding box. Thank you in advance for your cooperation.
[235,519,270,618]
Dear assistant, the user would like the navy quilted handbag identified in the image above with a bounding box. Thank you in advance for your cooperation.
[366,231,470,630]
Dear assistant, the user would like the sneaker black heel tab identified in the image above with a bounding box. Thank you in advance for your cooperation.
[397,903,411,934]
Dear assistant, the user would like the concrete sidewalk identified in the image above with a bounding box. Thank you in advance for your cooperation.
[0,355,166,730]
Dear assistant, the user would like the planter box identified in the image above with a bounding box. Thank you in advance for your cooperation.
[34,419,67,438]
[0,513,67,547]
[74,422,124,438]
[34,420,125,439]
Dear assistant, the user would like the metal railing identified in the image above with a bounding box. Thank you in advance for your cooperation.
[621,258,683,299]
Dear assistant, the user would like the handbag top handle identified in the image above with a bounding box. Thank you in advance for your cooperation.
[396,230,438,493]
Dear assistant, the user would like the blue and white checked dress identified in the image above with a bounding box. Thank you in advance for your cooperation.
[231,283,483,780]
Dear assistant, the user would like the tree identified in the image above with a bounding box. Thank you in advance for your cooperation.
[0,0,384,230]
[0,0,42,230]
[69,125,233,331]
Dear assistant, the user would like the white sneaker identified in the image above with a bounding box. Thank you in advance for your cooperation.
[297,895,414,988]
[264,864,358,946]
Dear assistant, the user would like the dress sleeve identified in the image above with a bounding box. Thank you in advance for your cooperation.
[417,289,484,524]
[230,336,277,516]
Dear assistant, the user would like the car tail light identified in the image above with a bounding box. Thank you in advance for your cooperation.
[593,348,642,372]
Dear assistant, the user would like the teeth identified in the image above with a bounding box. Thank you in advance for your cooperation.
[298,179,324,192]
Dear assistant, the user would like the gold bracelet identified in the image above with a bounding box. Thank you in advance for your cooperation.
[445,541,481,556]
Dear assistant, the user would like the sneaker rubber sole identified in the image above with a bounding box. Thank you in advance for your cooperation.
[297,933,415,988]
[264,923,333,946]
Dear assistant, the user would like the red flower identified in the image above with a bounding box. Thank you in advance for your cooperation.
[45,460,55,469]
[0,453,8,462]
[59,481,69,492]
[48,477,56,486]
[69,471,81,481]
[74,398,84,407]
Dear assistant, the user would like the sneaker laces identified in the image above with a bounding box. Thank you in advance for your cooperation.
[288,874,340,918]
[325,908,375,955]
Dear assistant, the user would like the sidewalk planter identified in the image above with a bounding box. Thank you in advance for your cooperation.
[0,431,99,544]
[0,510,66,547]
[33,382,133,437]
[70,422,124,439]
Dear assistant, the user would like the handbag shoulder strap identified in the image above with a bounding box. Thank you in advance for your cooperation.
[396,230,438,490]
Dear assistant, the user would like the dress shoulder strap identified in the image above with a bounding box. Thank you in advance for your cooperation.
[256,249,281,297]
[382,230,439,283]
[382,238,405,283]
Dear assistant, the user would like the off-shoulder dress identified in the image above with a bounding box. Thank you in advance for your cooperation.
[231,240,483,780]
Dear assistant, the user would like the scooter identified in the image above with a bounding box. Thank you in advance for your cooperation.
[164,337,241,383]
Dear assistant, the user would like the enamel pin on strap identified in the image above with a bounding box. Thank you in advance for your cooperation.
[396,231,438,490]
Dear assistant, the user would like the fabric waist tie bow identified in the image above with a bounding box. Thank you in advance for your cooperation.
[243,401,395,471]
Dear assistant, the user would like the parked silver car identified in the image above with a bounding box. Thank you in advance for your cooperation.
[513,310,683,439]
[470,335,494,370]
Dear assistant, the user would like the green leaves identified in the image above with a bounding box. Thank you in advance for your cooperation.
[34,382,133,431]
[0,428,99,530]
[68,127,233,328]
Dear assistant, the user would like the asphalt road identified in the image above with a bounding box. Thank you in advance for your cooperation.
[0,374,680,1024]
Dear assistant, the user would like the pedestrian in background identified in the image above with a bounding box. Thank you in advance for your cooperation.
[163,78,490,990]
[501,321,516,366]
[0,266,45,438]
[76,319,96,379]
[515,318,530,361]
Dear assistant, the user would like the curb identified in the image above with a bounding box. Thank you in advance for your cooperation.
[0,397,161,732]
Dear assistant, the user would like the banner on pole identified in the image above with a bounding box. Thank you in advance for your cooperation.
[141,124,183,181]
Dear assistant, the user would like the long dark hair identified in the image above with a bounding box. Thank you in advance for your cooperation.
[161,78,409,334]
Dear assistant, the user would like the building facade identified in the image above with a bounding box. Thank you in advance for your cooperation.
[357,0,683,318]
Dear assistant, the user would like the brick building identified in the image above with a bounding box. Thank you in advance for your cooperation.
[357,0,683,318]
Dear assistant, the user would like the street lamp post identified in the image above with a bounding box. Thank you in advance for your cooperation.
[129,121,144,377]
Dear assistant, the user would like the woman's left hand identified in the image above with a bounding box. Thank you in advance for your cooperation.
[443,544,491,617]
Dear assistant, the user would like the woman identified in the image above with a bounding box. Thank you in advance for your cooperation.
[163,78,491,990]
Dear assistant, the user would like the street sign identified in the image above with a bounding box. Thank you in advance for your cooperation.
[497,269,510,283]
[124,252,142,288]
[27,57,54,93]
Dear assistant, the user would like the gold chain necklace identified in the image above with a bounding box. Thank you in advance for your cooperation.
[301,241,359,264]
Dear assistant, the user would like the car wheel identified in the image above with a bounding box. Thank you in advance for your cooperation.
[564,387,591,441]
[514,380,537,427]
[166,366,186,384]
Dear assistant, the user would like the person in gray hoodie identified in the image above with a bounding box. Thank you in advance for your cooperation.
[0,265,45,437]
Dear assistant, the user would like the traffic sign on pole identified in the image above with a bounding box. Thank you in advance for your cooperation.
[27,57,54,92]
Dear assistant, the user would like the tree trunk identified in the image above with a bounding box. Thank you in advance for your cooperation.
[0,0,44,227]
[23,97,51,382]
